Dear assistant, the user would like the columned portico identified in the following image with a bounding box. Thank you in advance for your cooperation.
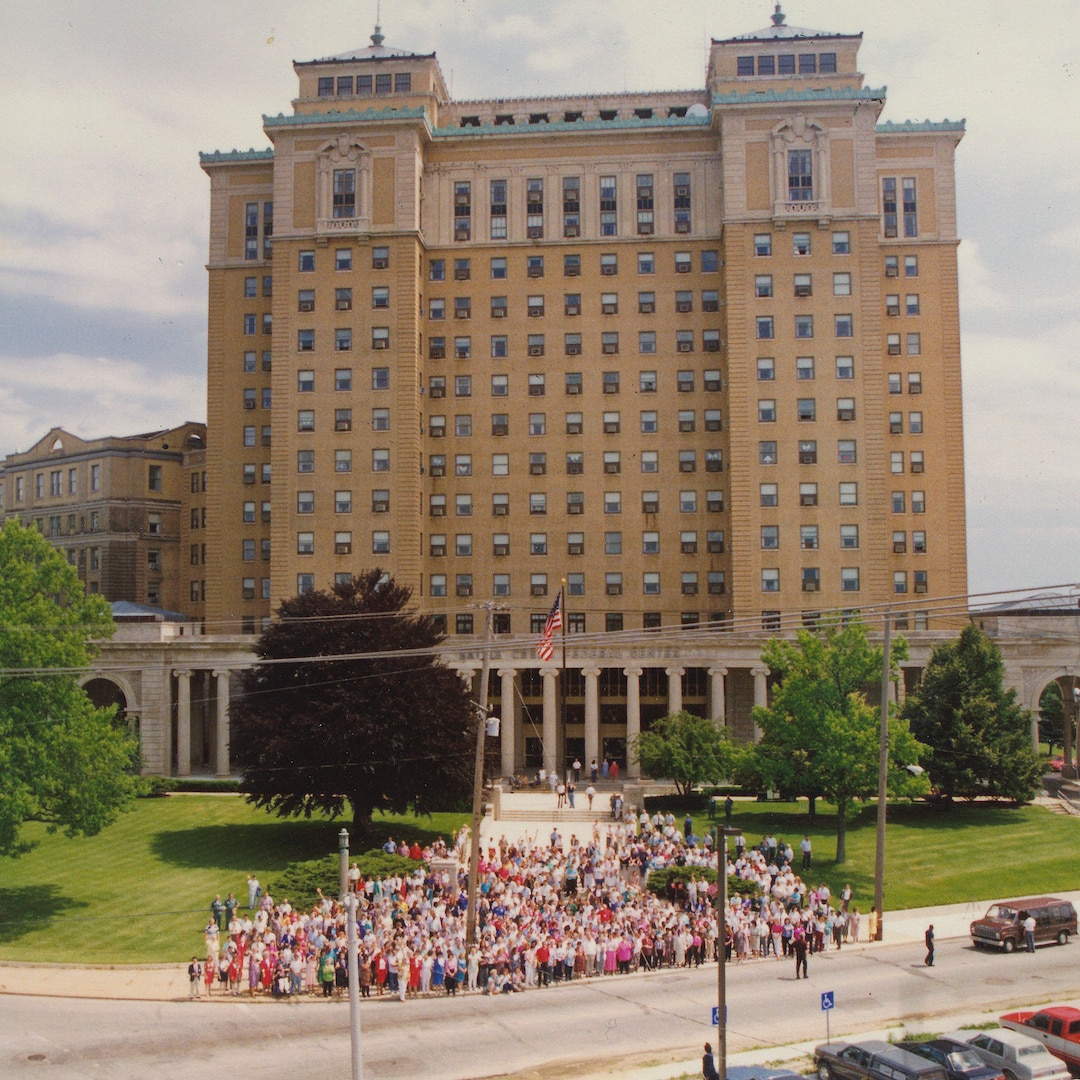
[498,667,516,778]
[541,666,559,774]
[624,666,643,778]
[212,669,231,777]
[666,667,685,714]
[751,665,770,739]
[173,668,192,776]
[709,666,727,725]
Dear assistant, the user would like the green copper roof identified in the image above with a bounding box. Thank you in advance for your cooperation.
[199,149,274,164]
[711,85,886,105]
[432,113,712,137]
[876,119,965,133]
[263,106,428,127]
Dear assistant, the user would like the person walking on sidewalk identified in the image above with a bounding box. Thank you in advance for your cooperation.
[924,924,935,966]
[703,1042,720,1080]
[187,956,203,999]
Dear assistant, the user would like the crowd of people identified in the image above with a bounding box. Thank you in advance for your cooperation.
[188,818,873,1001]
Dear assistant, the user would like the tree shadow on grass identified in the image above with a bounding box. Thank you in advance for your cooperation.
[0,885,90,944]
[150,820,346,872]
[151,814,464,872]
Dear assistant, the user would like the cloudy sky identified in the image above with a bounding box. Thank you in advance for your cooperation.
[2,0,1077,597]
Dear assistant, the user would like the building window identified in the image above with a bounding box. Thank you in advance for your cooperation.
[599,174,618,236]
[839,482,858,506]
[762,568,780,593]
[526,178,544,237]
[795,315,814,338]
[841,525,859,549]
[760,483,778,507]
[756,317,774,340]
[841,567,860,592]
[799,482,818,507]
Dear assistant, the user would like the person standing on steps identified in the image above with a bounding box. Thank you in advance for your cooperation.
[924,924,935,966]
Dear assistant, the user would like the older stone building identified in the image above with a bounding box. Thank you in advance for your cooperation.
[0,423,206,611]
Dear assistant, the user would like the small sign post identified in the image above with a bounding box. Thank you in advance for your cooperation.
[821,990,835,1045]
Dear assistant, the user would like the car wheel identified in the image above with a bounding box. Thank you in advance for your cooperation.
[1004,1070,1017,1080]
[818,1064,832,1080]
[1057,930,1069,946]
[1003,938,1016,954]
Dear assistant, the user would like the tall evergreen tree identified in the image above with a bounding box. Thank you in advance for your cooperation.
[230,569,475,842]
[901,624,1042,802]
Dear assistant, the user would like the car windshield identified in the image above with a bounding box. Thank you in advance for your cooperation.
[990,905,1016,920]
[948,1051,987,1070]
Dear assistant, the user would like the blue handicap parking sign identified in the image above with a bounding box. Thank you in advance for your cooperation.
[712,1006,720,1025]
[821,991,835,1011]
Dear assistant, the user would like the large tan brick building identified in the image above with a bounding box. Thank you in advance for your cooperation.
[199,9,966,772]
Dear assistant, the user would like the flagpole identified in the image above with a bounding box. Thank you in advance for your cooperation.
[559,580,567,782]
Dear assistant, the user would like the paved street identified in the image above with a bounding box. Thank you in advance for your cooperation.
[4,933,1078,1079]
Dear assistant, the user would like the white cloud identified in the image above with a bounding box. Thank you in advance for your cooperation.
[0,354,205,454]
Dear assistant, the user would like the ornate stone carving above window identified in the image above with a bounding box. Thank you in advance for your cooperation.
[316,134,372,232]
[771,114,829,218]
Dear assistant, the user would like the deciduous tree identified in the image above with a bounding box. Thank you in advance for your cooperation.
[230,570,475,842]
[0,518,138,856]
[632,710,741,795]
[751,619,923,863]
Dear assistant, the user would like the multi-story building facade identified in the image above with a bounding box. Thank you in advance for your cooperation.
[200,9,966,772]
[0,423,206,611]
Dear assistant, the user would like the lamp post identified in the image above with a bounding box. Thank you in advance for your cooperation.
[339,829,362,1080]
[715,826,740,1080]
[873,612,892,940]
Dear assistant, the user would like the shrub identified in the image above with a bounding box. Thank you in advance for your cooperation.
[642,793,712,814]
[646,864,760,903]
[266,850,417,908]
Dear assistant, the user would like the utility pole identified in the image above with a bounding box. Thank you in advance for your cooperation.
[873,610,892,940]
[465,601,495,951]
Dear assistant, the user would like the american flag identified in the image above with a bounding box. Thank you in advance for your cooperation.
[535,592,563,662]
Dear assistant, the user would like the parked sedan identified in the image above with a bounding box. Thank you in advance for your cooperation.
[901,1039,1006,1080]
[958,1029,1073,1080]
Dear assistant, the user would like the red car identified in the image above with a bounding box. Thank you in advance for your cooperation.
[1048,757,1064,773]
[1000,1008,1080,1073]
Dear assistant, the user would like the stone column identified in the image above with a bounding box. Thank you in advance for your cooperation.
[751,666,770,741]
[624,667,643,779]
[498,667,517,778]
[708,666,728,726]
[541,667,559,775]
[582,666,602,770]
[666,667,685,715]
[173,668,192,777]
[212,669,231,778]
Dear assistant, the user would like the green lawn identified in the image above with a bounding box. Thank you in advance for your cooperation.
[706,798,1080,911]
[0,795,467,964]
[2,795,1078,965]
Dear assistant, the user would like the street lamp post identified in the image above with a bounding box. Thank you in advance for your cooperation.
[715,825,740,1080]
[339,829,362,1080]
